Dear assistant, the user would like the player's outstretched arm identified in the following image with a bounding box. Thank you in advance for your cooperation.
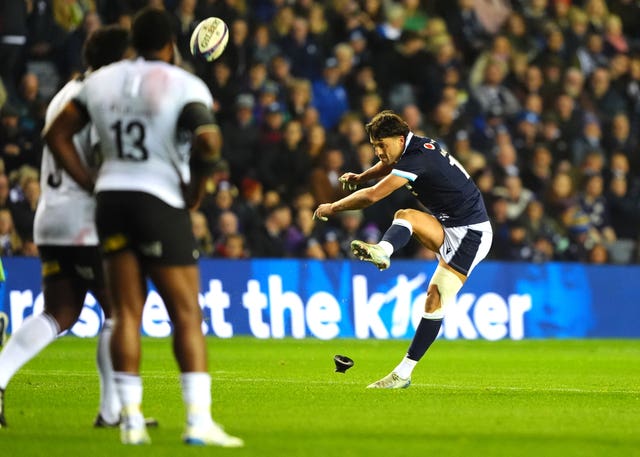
[43,101,93,192]
[314,173,407,221]
[339,161,393,191]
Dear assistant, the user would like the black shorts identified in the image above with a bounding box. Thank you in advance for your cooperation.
[38,245,105,289]
[95,190,198,266]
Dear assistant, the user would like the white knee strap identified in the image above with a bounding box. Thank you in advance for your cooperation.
[423,265,463,320]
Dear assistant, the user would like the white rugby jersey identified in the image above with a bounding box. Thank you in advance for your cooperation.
[34,77,99,246]
[74,58,214,208]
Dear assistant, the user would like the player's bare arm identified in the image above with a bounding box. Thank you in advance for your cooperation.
[339,161,394,190]
[43,101,94,193]
[314,173,407,220]
[179,102,221,210]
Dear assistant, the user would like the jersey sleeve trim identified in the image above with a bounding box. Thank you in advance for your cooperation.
[194,124,220,135]
[391,169,417,181]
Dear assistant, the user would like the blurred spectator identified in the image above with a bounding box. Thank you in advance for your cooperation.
[219,233,248,259]
[335,112,367,171]
[255,80,283,123]
[258,118,311,204]
[0,173,10,209]
[603,14,629,56]
[205,59,241,126]
[606,171,640,263]
[0,208,23,256]
[544,170,578,222]
[59,10,101,80]
[563,6,589,58]
[573,32,608,77]
[269,53,294,89]
[512,110,542,161]
[521,199,567,255]
[470,57,521,126]
[170,0,200,69]
[584,0,609,34]
[504,218,534,261]
[602,112,637,163]
[26,0,66,99]
[521,143,553,199]
[335,209,380,259]
[252,23,281,65]
[284,207,325,259]
[312,57,349,130]
[584,66,626,127]
[213,210,242,256]
[199,180,239,240]
[309,146,349,204]
[504,12,538,61]
[248,203,292,258]
[280,15,323,80]
[577,173,616,245]
[491,140,520,185]
[0,0,29,102]
[489,195,511,259]
[588,242,609,264]
[225,17,251,80]
[53,0,96,32]
[571,112,604,167]
[191,210,215,257]
[375,29,432,111]
[235,177,265,236]
[0,104,41,175]
[500,174,535,221]
[14,72,46,136]
[286,77,313,120]
[221,94,260,188]
[305,122,328,167]
[9,170,40,242]
[444,0,491,64]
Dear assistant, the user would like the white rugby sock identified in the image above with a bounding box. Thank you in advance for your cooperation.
[394,356,418,379]
[181,372,213,428]
[96,318,120,423]
[114,372,144,427]
[0,313,59,389]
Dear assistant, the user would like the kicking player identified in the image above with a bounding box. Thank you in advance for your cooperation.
[45,8,242,446]
[0,25,152,428]
[314,110,493,388]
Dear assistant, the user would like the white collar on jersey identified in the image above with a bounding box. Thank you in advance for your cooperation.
[400,131,414,158]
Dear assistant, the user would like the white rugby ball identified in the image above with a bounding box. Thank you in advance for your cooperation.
[190,17,229,62]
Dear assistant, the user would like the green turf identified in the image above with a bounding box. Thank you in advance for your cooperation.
[1,337,639,457]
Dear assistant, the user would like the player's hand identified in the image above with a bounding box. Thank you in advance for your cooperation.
[339,173,359,191]
[313,204,332,222]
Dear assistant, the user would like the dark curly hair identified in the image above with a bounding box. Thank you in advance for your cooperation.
[364,110,410,141]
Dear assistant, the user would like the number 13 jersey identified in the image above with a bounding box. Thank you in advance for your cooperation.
[74,57,214,208]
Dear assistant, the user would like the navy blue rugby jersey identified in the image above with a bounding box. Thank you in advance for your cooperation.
[391,133,489,227]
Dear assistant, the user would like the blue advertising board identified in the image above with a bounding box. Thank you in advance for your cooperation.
[0,257,637,339]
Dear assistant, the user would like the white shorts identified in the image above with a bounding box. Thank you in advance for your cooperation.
[438,221,493,276]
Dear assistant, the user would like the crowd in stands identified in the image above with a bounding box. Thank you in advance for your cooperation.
[1,0,640,264]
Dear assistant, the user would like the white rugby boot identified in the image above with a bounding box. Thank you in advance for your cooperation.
[351,240,391,271]
[183,420,244,447]
[366,372,411,389]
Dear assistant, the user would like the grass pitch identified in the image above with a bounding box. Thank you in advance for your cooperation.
[0,337,638,457]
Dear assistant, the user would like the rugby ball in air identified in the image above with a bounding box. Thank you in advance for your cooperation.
[190,17,229,62]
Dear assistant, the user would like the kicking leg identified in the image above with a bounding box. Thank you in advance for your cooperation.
[351,209,443,270]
